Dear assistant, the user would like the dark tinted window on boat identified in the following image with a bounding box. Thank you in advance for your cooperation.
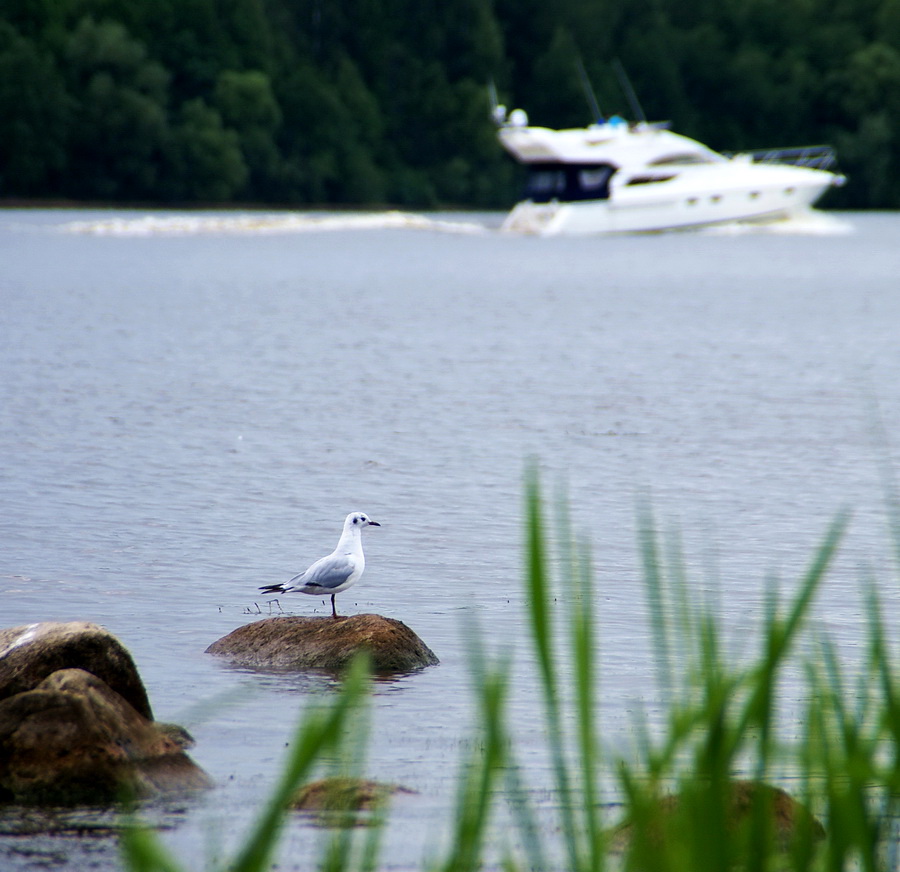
[526,169,567,200]
[524,163,616,203]
[578,167,614,197]
[649,153,716,166]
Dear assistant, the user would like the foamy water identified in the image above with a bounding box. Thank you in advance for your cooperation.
[57,210,489,237]
[700,207,854,235]
[52,207,851,238]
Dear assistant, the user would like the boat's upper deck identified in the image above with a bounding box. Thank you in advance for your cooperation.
[498,118,725,169]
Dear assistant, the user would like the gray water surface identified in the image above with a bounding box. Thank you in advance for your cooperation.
[2,209,900,869]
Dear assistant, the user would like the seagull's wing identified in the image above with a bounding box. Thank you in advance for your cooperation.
[290,554,356,592]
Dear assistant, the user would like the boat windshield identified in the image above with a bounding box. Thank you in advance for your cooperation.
[524,163,616,203]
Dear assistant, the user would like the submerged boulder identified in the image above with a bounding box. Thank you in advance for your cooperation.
[0,621,152,720]
[608,779,825,858]
[205,614,439,674]
[0,622,211,805]
[290,776,414,815]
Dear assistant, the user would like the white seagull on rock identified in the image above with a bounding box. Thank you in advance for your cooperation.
[260,512,381,618]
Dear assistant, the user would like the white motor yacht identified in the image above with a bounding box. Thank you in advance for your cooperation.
[496,107,846,235]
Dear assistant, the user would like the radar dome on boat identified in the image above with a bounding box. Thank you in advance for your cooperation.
[509,108,528,127]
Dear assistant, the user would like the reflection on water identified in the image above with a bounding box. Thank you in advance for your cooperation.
[0,799,194,838]
[206,653,427,695]
[0,798,197,871]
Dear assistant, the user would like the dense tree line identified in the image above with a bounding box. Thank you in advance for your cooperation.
[1,0,898,208]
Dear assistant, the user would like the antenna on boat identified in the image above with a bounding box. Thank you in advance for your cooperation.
[576,56,605,124]
[612,59,647,124]
[487,78,507,125]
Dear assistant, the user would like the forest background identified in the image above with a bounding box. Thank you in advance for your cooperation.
[1,0,898,210]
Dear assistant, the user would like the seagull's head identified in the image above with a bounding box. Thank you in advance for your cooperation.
[347,512,381,529]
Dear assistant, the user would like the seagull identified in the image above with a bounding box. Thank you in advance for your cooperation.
[259,512,381,618]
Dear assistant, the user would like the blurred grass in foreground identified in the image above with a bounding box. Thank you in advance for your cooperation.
[121,468,900,870]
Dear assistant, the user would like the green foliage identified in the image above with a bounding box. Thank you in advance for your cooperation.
[0,22,71,194]
[1,0,897,206]
[59,17,172,200]
[214,69,282,198]
[172,98,248,202]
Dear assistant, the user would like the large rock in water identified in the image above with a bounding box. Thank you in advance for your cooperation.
[0,621,153,720]
[206,614,439,674]
[0,622,211,804]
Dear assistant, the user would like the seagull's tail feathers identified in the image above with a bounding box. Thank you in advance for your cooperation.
[259,582,286,595]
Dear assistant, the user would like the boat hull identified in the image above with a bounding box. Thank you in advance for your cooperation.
[502,161,839,235]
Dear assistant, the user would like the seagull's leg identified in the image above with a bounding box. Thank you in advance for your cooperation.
[331,594,338,618]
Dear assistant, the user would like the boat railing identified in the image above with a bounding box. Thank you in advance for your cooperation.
[728,145,839,172]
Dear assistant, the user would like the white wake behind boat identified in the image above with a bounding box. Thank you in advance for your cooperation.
[496,107,846,235]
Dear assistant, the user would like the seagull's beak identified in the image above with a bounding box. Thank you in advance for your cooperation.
[368,520,381,526]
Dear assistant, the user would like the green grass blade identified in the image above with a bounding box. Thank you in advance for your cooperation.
[440,646,510,872]
[524,467,580,868]
[739,511,848,744]
[637,500,674,705]
[119,823,186,872]
[571,534,604,869]
[229,654,372,872]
